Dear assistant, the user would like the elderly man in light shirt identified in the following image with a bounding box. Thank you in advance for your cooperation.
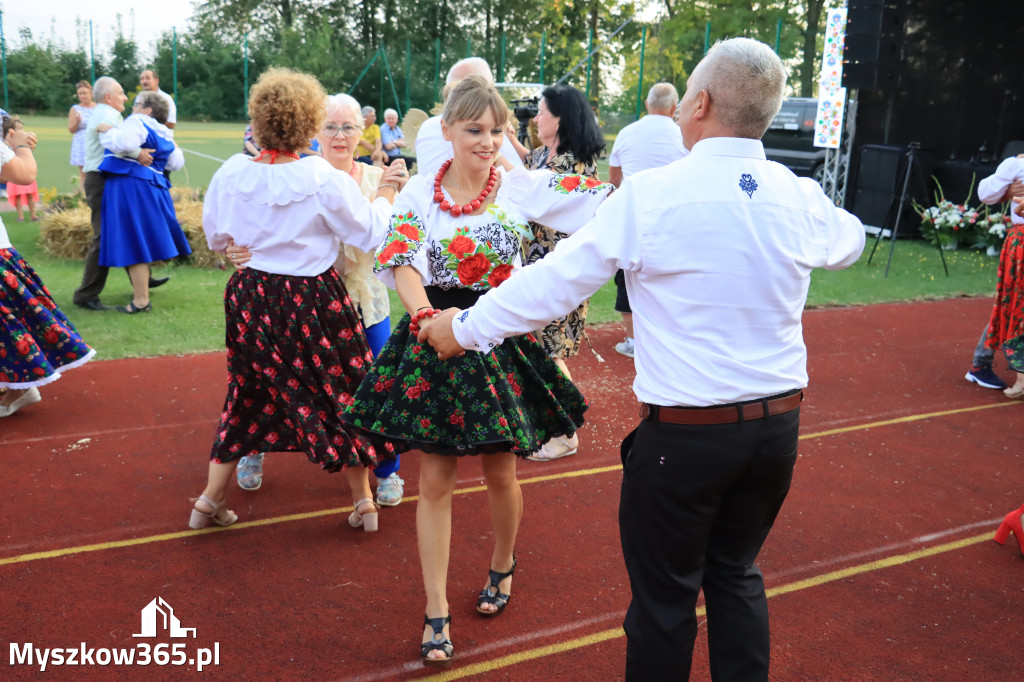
[73,76,155,311]
[607,82,688,359]
[420,38,865,680]
[135,70,177,131]
[414,57,525,177]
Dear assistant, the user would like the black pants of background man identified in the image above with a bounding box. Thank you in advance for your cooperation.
[619,406,800,681]
[73,171,108,305]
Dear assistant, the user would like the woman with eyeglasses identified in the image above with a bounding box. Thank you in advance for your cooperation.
[189,68,409,532]
[225,94,409,506]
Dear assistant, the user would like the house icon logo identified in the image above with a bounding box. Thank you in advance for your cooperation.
[133,597,197,638]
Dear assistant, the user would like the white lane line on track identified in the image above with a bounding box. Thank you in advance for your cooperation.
[180,147,226,163]
[342,612,625,682]
[767,518,999,581]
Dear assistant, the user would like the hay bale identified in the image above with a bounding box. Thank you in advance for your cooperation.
[37,187,229,270]
[39,203,92,260]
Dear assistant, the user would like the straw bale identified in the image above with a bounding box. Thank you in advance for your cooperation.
[38,188,229,270]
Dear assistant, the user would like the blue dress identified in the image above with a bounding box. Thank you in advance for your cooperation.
[98,118,192,267]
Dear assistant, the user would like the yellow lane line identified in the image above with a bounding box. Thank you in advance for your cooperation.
[2,402,1016,566]
[420,531,994,680]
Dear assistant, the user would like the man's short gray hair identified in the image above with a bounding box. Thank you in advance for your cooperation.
[646,83,679,113]
[328,94,364,128]
[361,105,375,116]
[383,108,398,119]
[689,37,787,139]
[445,57,493,85]
[93,76,119,104]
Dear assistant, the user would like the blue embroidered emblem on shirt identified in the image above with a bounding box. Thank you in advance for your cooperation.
[457,310,470,323]
[739,174,758,198]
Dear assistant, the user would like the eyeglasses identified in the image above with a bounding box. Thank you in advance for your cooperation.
[322,123,361,138]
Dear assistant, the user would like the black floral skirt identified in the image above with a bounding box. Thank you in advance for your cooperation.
[344,312,588,457]
[210,268,395,471]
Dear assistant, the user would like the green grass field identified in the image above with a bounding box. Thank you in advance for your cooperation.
[7,115,1000,360]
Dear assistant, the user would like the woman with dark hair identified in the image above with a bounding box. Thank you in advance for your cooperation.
[520,84,606,461]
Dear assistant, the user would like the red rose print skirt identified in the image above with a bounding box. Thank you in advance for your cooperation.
[344,313,588,457]
[1,247,95,388]
[209,268,395,471]
[985,222,1024,370]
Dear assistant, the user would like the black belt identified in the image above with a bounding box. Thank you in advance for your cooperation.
[424,285,483,310]
[640,390,803,426]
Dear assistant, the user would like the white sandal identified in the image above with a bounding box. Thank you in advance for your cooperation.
[188,494,238,529]
[526,434,579,462]
[348,497,380,532]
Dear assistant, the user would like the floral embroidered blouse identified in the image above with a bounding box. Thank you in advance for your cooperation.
[373,166,613,290]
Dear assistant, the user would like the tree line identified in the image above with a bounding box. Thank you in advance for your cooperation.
[7,0,839,121]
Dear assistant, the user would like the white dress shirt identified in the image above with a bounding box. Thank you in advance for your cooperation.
[134,89,177,128]
[415,116,525,178]
[203,155,394,277]
[608,114,688,178]
[978,156,1024,224]
[454,137,866,406]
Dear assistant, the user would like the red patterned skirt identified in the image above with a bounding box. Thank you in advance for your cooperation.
[209,267,394,471]
[985,223,1024,370]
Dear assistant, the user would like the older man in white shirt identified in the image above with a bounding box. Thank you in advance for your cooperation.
[420,38,865,680]
[135,70,177,131]
[607,82,688,358]
[415,57,524,177]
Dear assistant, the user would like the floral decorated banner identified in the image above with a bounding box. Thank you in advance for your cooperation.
[814,88,847,149]
[819,8,847,93]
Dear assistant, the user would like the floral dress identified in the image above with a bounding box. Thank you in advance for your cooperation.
[1,227,94,389]
[344,167,613,456]
[985,222,1024,371]
[523,147,601,358]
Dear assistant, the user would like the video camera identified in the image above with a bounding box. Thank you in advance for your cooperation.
[510,96,539,147]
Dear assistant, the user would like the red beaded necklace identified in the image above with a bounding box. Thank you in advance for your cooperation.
[255,149,301,164]
[433,159,497,218]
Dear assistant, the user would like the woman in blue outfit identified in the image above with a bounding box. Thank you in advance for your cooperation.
[95,91,191,314]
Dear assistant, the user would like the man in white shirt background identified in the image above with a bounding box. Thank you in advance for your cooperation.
[607,82,688,359]
[420,37,865,680]
[414,57,525,178]
[136,70,176,131]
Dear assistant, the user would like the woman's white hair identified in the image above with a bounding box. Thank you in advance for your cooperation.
[327,93,364,128]
[689,37,787,139]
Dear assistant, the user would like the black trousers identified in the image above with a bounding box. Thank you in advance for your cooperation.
[73,171,109,305]
[619,407,800,681]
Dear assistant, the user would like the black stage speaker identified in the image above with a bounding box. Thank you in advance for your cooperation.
[851,144,903,226]
[843,0,907,90]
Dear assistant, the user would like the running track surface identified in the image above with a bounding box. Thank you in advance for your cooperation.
[1,297,1022,681]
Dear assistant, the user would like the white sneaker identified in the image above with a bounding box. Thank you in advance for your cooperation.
[615,337,635,359]
[376,473,405,506]
[0,387,42,417]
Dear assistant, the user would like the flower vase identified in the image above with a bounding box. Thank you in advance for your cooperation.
[941,241,958,251]
[986,245,1000,257]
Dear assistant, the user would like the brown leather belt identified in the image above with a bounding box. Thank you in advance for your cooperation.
[640,390,803,426]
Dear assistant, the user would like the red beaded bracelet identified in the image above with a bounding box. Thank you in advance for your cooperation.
[408,308,441,334]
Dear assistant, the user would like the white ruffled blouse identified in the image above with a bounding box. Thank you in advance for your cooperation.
[203,154,394,277]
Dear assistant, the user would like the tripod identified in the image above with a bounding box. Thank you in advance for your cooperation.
[867,142,949,277]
